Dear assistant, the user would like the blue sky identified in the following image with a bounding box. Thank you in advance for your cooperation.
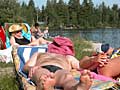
[18,0,120,9]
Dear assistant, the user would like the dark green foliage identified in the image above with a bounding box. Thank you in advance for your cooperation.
[0,0,120,28]
[0,0,20,23]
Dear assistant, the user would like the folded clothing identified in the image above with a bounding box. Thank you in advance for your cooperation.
[0,46,13,63]
[48,36,75,56]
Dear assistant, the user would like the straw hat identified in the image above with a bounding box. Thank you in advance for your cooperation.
[9,24,23,32]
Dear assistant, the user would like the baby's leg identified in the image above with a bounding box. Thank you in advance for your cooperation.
[54,69,92,90]
[32,68,55,90]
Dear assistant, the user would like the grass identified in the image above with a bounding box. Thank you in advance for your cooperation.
[0,75,19,90]
[0,62,14,68]
[0,37,93,90]
[0,62,19,90]
[71,37,93,59]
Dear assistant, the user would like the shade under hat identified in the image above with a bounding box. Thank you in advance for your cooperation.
[9,24,23,32]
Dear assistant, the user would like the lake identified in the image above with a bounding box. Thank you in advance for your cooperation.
[49,28,120,48]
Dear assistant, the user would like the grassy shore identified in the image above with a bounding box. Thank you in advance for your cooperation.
[0,37,92,90]
[0,75,19,90]
[72,37,92,59]
[0,63,19,90]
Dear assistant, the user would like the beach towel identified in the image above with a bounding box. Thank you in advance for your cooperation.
[17,45,48,79]
[21,23,32,41]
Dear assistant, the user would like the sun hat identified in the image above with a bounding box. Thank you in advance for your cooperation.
[9,24,23,32]
[101,43,110,53]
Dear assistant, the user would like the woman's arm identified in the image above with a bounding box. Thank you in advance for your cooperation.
[10,36,19,46]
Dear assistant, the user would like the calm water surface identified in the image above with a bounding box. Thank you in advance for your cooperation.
[49,28,120,48]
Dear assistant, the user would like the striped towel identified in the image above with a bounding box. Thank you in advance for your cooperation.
[17,45,48,84]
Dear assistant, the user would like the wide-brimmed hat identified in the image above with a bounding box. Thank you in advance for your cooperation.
[9,24,23,32]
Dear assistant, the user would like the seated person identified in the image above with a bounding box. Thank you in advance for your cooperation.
[9,24,51,46]
[31,22,44,39]
[43,26,49,39]
[23,52,93,90]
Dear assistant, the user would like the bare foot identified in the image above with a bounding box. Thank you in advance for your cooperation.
[77,70,93,90]
[37,73,56,90]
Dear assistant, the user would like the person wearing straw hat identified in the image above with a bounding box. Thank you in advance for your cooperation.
[9,24,31,46]
[9,24,51,46]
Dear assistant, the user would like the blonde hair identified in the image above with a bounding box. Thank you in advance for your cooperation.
[0,38,5,50]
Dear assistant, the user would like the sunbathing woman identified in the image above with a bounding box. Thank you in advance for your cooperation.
[9,24,51,46]
[23,52,93,90]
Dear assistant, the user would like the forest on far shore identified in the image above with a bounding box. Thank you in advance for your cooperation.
[0,0,120,29]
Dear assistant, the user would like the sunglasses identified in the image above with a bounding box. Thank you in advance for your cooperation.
[14,30,22,33]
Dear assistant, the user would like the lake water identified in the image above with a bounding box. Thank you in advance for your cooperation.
[49,28,120,48]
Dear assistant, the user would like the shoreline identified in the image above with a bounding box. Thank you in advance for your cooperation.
[83,41,102,52]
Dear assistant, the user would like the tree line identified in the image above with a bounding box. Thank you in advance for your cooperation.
[0,0,120,29]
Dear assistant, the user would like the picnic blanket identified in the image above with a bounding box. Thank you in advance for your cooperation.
[12,45,118,90]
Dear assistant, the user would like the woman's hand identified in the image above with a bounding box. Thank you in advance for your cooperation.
[97,53,109,67]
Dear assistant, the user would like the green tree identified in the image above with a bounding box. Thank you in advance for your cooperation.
[27,0,36,25]
[68,0,80,26]
[111,4,119,27]
[0,0,20,23]
[19,2,28,22]
[56,0,69,27]
[44,0,58,27]
[79,0,94,28]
